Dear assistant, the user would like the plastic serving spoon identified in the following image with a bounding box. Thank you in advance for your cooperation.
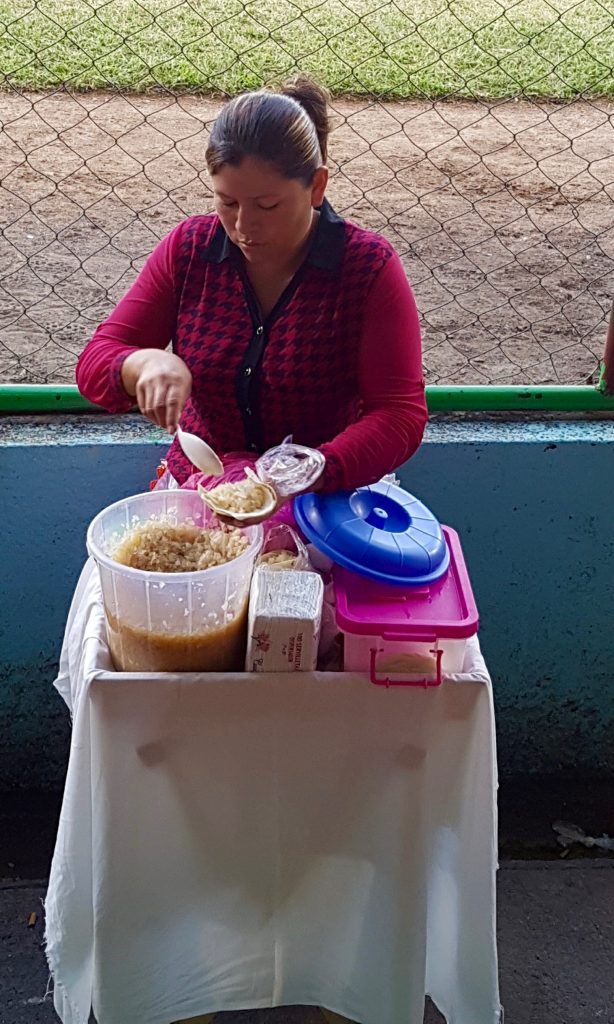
[176,426,224,477]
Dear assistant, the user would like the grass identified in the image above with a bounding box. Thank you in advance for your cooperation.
[0,0,613,98]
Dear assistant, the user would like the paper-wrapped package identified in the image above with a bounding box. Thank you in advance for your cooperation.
[246,568,324,672]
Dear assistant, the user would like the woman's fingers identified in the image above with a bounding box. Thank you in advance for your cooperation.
[136,371,191,430]
[122,350,193,431]
[164,383,186,434]
[135,381,157,425]
[137,381,166,428]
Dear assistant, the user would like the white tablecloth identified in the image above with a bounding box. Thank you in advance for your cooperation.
[46,560,502,1024]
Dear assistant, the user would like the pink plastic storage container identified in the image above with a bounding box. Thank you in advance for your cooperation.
[334,526,479,687]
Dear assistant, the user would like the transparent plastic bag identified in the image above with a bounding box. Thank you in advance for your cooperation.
[257,523,310,572]
[256,441,325,498]
[152,464,180,490]
[553,820,614,852]
[380,472,401,487]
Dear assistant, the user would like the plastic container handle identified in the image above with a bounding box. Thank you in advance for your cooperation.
[369,647,443,688]
[381,630,437,642]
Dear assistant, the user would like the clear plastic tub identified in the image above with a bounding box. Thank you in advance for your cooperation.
[341,633,468,685]
[87,490,262,672]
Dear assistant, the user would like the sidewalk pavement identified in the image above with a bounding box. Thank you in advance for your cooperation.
[1,861,612,1024]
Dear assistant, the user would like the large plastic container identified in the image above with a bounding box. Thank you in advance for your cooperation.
[334,526,479,687]
[87,490,262,672]
[295,481,479,686]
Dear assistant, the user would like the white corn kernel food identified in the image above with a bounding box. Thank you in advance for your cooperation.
[259,550,298,570]
[208,479,270,514]
[199,468,277,521]
[112,521,249,573]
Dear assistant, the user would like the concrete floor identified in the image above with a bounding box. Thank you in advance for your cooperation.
[2,861,613,1024]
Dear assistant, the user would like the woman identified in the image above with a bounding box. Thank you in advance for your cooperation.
[55,82,429,1024]
[76,77,427,499]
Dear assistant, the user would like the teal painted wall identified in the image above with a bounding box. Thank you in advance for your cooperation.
[406,420,614,780]
[1,415,613,788]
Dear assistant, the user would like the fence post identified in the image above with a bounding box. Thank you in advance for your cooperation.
[602,301,614,397]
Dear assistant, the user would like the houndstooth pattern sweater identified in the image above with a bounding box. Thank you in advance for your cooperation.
[76,200,427,491]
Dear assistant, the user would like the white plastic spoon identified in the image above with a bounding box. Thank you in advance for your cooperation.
[176,426,224,477]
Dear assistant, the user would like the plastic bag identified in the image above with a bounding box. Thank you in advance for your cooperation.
[381,472,401,487]
[258,523,310,571]
[256,442,325,497]
[553,820,614,852]
[151,462,180,490]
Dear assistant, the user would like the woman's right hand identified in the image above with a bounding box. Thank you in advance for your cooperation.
[121,349,193,433]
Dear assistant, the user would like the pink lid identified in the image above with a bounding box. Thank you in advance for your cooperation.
[334,526,479,641]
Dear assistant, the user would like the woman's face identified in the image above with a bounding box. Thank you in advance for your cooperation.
[211,156,328,264]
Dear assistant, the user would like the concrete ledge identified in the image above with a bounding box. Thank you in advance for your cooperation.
[1,414,613,786]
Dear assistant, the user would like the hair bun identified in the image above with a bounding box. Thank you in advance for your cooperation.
[280,75,330,162]
[207,78,328,183]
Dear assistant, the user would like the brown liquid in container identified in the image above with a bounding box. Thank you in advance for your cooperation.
[105,602,248,672]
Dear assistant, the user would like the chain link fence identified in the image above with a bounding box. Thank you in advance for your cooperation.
[1,0,613,387]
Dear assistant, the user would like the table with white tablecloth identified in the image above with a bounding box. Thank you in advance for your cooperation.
[45,560,502,1024]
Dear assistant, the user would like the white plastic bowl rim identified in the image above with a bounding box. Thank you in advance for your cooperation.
[86,490,263,581]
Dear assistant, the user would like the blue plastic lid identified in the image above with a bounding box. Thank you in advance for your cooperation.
[293,481,450,586]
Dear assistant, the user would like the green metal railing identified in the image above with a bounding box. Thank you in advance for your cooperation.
[1,382,614,414]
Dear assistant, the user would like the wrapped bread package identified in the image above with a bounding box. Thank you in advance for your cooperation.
[246,568,324,672]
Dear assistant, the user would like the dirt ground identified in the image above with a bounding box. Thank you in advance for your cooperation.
[1,89,613,386]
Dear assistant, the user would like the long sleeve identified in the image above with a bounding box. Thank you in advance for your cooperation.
[319,252,427,491]
[75,225,182,411]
